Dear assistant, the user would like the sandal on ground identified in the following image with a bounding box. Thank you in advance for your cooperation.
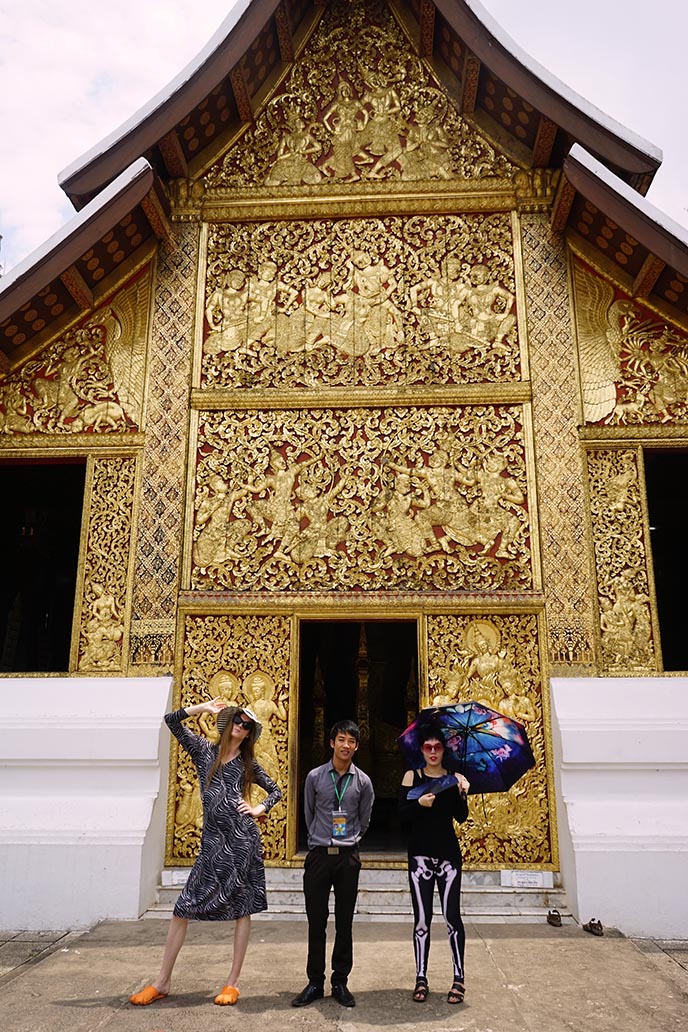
[547,908,562,927]
[447,980,465,1004]
[583,918,604,937]
[412,977,429,1002]
[214,985,240,1005]
[129,985,168,1006]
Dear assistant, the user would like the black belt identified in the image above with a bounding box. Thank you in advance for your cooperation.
[311,845,359,855]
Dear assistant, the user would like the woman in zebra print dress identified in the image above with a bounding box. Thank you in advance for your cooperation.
[130,696,281,1007]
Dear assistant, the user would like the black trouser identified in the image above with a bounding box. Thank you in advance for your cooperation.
[303,846,361,986]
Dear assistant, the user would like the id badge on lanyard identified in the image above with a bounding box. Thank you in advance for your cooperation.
[332,809,348,838]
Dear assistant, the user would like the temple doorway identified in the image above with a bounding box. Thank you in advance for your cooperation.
[297,619,419,854]
[0,460,86,672]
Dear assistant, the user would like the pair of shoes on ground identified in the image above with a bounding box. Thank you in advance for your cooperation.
[412,977,465,1005]
[583,918,604,937]
[129,984,240,1006]
[292,982,355,1007]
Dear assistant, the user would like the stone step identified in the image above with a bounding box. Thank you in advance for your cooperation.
[147,867,570,921]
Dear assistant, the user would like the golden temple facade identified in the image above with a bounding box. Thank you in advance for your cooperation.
[2,0,687,875]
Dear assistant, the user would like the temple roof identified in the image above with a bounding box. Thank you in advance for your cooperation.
[1,0,685,374]
[59,0,661,209]
[553,146,688,325]
[0,160,169,372]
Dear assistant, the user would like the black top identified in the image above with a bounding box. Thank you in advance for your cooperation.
[398,769,469,863]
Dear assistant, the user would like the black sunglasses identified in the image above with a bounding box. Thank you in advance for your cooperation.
[233,715,253,731]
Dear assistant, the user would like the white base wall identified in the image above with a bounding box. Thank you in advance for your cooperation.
[550,677,688,938]
[0,676,171,930]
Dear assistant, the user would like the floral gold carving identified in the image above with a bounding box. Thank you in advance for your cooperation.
[202,215,519,390]
[587,449,657,673]
[78,456,136,672]
[0,269,151,441]
[191,405,532,592]
[130,227,198,668]
[520,216,595,667]
[168,614,291,865]
[427,614,553,866]
[574,260,688,426]
[206,0,515,190]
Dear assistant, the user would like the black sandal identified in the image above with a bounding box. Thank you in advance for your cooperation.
[447,980,465,1004]
[412,977,429,1002]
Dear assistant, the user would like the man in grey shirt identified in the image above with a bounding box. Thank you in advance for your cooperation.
[292,719,374,1009]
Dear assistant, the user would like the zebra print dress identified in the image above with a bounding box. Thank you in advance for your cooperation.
[165,709,282,920]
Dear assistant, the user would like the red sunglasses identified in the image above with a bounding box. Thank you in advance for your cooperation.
[422,742,444,753]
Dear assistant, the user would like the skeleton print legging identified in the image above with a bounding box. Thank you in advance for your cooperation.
[408,855,465,982]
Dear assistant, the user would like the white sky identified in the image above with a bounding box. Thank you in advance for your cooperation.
[0,0,686,274]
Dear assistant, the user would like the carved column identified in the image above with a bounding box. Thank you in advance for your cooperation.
[520,214,596,671]
[130,224,200,669]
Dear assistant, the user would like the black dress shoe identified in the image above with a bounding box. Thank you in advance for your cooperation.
[331,983,356,1007]
[291,983,324,1007]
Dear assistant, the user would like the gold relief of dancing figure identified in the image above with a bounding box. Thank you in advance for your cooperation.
[321,81,369,179]
[248,449,321,559]
[453,264,516,352]
[265,108,323,185]
[205,270,248,356]
[242,670,287,785]
[286,476,348,565]
[372,468,436,559]
[193,473,258,568]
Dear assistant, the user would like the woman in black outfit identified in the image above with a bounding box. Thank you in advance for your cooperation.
[399,728,470,1005]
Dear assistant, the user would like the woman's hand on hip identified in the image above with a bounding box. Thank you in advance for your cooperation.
[237,799,265,818]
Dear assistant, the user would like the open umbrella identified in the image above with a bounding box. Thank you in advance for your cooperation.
[398,701,535,795]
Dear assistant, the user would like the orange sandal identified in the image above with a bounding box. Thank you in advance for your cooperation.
[129,985,168,1006]
[214,985,240,1005]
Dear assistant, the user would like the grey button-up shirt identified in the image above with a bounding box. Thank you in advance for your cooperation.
[304,759,375,849]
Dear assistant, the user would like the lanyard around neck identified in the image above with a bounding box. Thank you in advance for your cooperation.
[330,770,352,806]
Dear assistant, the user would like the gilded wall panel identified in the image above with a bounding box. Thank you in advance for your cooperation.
[191,405,532,592]
[573,259,688,426]
[0,267,151,441]
[206,0,516,190]
[587,448,657,673]
[520,216,595,668]
[130,225,199,668]
[167,613,292,865]
[76,456,136,672]
[202,214,519,389]
[427,613,555,867]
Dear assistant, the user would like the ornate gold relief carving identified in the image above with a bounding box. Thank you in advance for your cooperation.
[167,614,291,865]
[587,449,657,673]
[206,0,515,190]
[191,405,532,592]
[202,214,519,390]
[0,268,151,441]
[427,613,554,867]
[77,456,136,672]
[130,226,199,668]
[574,260,688,426]
[520,216,595,668]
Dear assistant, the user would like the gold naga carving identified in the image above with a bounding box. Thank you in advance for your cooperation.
[78,456,136,672]
[191,405,531,593]
[206,0,515,190]
[573,260,688,425]
[0,269,150,439]
[168,614,291,865]
[586,449,657,673]
[427,614,553,867]
[202,214,519,390]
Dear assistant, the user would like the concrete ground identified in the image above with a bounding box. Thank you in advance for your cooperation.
[1,919,687,1032]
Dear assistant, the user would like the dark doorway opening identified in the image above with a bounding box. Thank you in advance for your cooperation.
[297,620,419,853]
[644,450,688,671]
[0,461,86,673]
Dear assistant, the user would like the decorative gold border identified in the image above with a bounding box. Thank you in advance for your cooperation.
[191,383,532,410]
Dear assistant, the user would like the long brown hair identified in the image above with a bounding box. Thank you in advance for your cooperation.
[206,705,256,800]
